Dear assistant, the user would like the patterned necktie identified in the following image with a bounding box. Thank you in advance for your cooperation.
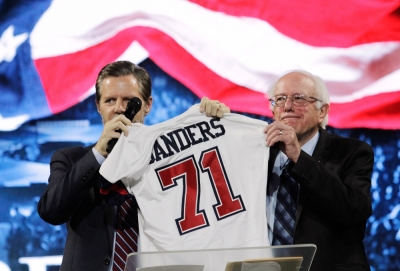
[112,197,139,271]
[272,167,299,245]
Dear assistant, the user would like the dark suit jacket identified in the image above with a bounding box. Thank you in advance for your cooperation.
[37,145,119,271]
[268,128,373,271]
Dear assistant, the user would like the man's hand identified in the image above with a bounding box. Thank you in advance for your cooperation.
[264,122,301,163]
[95,115,132,157]
[199,97,230,118]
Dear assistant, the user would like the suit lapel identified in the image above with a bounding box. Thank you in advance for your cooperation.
[91,141,117,252]
[104,203,117,251]
[99,175,118,251]
[295,128,331,230]
[267,145,280,195]
[268,131,332,238]
[311,128,331,163]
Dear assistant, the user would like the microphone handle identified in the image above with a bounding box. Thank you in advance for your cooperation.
[106,97,142,153]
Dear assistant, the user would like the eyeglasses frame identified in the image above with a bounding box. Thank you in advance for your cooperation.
[268,94,322,107]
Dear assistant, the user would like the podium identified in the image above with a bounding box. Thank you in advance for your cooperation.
[125,244,316,271]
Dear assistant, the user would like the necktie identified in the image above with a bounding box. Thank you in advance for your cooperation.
[112,197,139,271]
[272,167,299,245]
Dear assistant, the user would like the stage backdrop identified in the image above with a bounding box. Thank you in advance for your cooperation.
[0,1,399,270]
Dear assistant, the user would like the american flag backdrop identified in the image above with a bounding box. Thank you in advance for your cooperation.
[1,0,400,131]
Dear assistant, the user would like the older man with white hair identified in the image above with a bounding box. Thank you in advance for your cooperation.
[264,70,373,271]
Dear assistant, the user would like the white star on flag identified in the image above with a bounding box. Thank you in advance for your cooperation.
[0,25,28,63]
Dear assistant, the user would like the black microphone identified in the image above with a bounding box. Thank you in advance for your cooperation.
[106,97,142,153]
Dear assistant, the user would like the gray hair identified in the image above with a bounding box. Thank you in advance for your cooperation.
[267,69,330,129]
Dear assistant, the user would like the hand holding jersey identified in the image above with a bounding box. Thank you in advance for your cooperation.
[97,114,133,155]
[199,97,230,118]
[264,122,301,163]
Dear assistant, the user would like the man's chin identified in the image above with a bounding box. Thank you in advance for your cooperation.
[282,119,299,127]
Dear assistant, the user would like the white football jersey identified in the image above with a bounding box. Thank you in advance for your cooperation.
[100,104,270,252]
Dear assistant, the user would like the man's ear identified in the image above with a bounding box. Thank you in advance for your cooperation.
[144,96,153,116]
[319,104,329,121]
[96,100,101,114]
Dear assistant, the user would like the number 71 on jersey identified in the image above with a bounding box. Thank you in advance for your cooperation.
[155,146,246,235]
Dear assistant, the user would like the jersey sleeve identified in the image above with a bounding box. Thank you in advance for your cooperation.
[100,124,153,183]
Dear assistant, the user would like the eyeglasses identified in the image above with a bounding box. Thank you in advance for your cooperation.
[269,94,322,107]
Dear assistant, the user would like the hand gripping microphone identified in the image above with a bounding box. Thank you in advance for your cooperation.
[106,97,142,153]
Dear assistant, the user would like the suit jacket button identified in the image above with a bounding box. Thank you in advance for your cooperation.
[104,258,110,265]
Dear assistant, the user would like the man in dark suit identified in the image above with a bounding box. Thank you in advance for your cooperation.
[37,60,229,271]
[264,70,373,271]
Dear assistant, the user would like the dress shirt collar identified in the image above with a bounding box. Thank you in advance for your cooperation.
[302,130,320,156]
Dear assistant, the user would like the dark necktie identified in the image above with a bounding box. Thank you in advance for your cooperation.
[272,166,299,245]
[112,197,139,271]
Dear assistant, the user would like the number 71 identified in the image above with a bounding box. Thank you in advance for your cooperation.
[155,146,246,235]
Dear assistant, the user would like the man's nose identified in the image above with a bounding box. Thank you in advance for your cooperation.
[114,99,126,113]
[284,97,294,110]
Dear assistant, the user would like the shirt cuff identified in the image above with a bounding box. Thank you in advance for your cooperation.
[92,147,106,165]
